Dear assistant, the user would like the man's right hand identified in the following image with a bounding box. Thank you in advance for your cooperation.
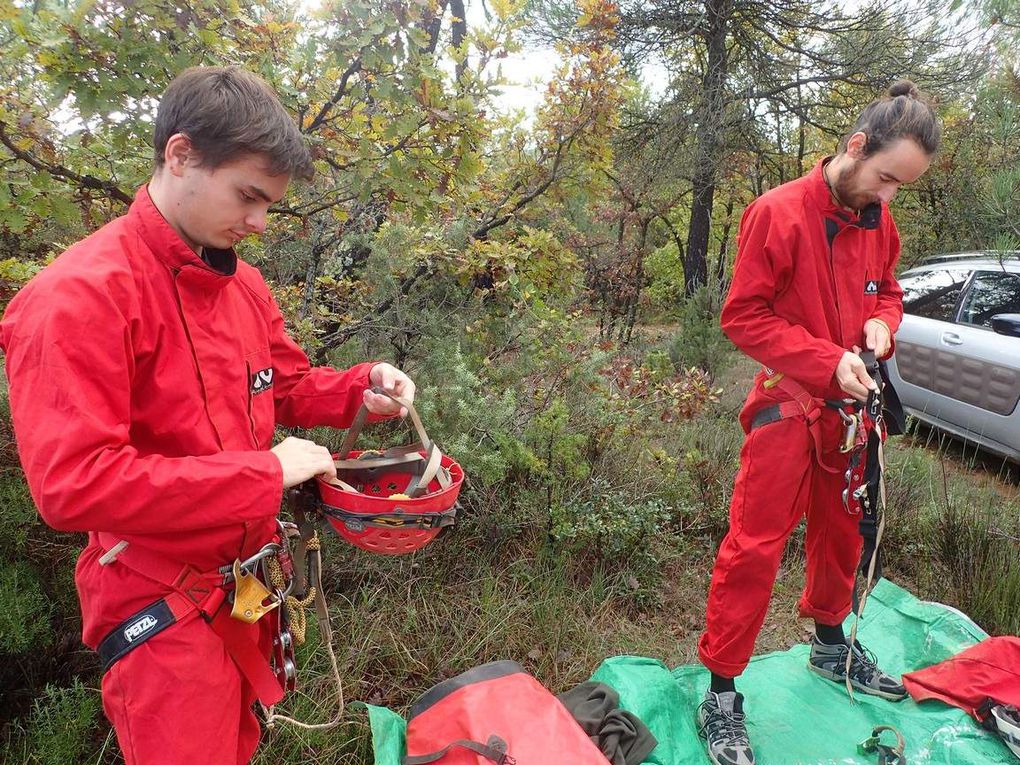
[270,436,337,489]
[834,349,878,402]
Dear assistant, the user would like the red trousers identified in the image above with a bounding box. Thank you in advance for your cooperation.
[101,612,268,765]
[698,385,861,678]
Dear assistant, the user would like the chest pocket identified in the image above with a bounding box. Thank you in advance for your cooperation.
[245,348,276,449]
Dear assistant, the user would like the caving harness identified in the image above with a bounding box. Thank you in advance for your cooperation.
[94,390,462,730]
[751,351,903,701]
[95,496,345,730]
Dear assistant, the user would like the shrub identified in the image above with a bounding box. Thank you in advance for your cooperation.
[668,284,733,380]
[0,563,52,654]
[23,679,103,765]
[550,481,670,566]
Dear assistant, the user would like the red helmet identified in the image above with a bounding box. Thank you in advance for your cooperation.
[316,390,463,555]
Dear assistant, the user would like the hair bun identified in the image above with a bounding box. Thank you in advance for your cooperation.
[888,79,919,98]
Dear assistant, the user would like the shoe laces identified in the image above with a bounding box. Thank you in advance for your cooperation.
[830,641,880,683]
[697,698,749,745]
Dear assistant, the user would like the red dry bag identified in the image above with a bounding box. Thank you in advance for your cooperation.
[403,661,611,765]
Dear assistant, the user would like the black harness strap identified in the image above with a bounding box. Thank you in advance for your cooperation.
[319,504,457,530]
[97,599,178,671]
[853,352,886,612]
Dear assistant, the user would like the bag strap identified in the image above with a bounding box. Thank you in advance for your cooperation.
[404,735,515,765]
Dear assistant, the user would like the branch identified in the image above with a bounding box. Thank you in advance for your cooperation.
[324,261,433,347]
[303,57,363,133]
[0,121,133,205]
[472,119,591,240]
[420,0,450,55]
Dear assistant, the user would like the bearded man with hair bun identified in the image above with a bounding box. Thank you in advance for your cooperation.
[695,80,941,765]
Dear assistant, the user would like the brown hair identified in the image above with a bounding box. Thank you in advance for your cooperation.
[842,79,941,157]
[154,66,313,179]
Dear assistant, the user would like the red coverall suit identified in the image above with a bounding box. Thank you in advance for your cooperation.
[0,187,378,764]
[697,159,904,679]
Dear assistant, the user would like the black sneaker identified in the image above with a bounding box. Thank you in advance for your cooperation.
[696,690,756,765]
[807,636,907,701]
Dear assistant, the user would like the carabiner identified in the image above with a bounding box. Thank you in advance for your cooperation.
[219,541,282,583]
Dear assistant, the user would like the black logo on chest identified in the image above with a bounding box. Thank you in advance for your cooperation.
[250,367,274,395]
[864,280,879,295]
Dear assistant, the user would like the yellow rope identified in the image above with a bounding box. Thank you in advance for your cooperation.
[262,531,346,732]
[266,535,321,645]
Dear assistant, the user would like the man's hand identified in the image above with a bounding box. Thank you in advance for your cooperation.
[863,318,892,358]
[365,363,416,417]
[271,436,336,489]
[835,349,878,402]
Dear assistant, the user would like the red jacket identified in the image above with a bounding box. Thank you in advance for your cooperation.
[1,186,374,646]
[721,159,904,401]
[903,636,1020,719]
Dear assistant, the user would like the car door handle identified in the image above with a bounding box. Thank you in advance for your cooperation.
[941,331,963,346]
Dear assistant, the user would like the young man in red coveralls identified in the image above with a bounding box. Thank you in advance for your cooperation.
[1,67,414,764]
[695,81,942,765]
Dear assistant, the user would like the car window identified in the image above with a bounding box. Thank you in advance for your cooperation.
[900,269,970,321]
[958,271,1020,328]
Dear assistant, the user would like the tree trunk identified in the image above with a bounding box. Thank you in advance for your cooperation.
[684,0,731,296]
[716,194,734,285]
[623,218,650,344]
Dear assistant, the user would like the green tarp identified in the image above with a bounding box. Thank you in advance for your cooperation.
[368,579,1015,763]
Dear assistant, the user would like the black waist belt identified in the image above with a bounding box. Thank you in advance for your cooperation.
[97,598,178,672]
[749,405,785,430]
[750,399,853,431]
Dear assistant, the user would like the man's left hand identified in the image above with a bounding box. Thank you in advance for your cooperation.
[365,363,416,417]
[863,318,892,358]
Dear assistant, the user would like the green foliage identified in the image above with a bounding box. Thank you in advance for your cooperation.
[668,285,733,379]
[880,439,1020,637]
[0,467,35,553]
[0,563,52,655]
[550,480,670,565]
[644,242,685,312]
[22,679,103,765]
[2,1,1020,760]
[934,500,1020,636]
[410,346,520,487]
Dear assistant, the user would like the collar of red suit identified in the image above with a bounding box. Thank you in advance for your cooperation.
[128,185,239,287]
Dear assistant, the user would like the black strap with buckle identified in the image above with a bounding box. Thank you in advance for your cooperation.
[320,504,457,531]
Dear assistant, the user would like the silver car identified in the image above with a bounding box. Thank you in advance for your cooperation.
[885,252,1020,463]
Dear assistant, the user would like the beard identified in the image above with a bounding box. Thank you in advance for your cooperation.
[832,159,877,212]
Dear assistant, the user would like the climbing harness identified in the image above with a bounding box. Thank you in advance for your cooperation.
[95,522,303,707]
[751,353,902,702]
[94,504,345,729]
[858,725,907,764]
[317,388,464,555]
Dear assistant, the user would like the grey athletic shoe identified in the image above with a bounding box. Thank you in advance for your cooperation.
[807,637,907,701]
[696,690,756,765]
